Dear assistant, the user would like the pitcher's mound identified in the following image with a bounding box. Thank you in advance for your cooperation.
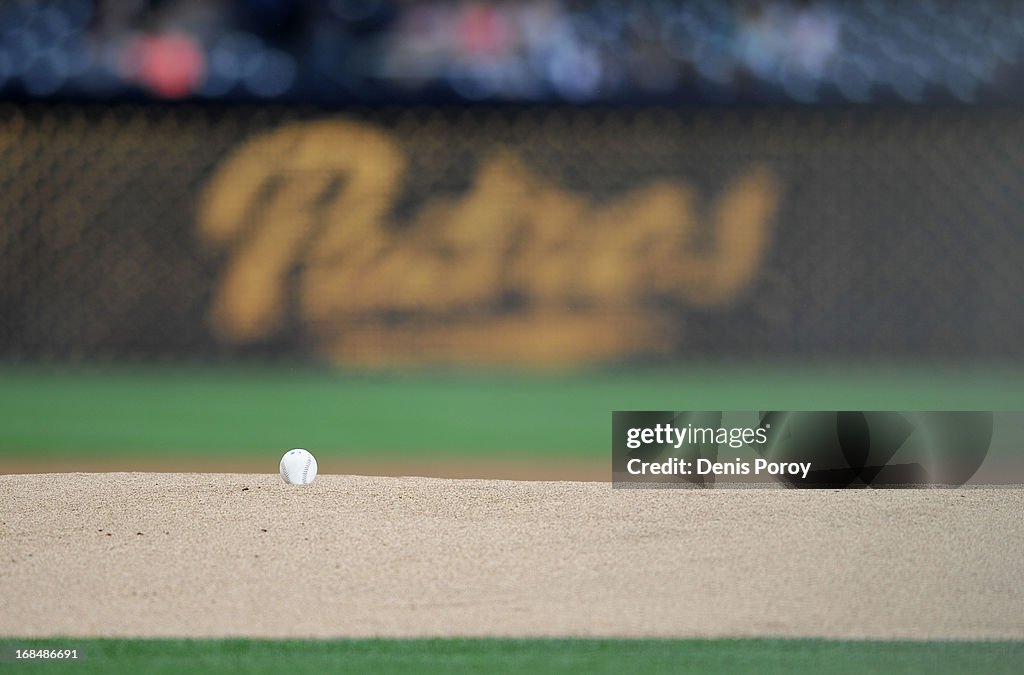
[1,473,1021,639]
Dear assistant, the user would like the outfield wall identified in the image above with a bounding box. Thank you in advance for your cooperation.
[1,105,1021,364]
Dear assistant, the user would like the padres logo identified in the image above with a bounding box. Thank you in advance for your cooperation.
[199,118,781,364]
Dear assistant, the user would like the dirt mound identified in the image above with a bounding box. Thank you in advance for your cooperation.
[1,473,1021,639]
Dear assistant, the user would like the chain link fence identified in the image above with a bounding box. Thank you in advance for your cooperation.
[1,103,1021,364]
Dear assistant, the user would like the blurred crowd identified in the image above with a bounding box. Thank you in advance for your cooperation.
[1,0,1022,104]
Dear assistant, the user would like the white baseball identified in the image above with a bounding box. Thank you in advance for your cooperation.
[280,448,318,485]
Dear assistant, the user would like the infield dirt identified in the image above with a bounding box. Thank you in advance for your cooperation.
[1,473,1022,640]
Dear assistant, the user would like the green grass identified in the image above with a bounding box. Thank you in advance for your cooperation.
[1,364,1022,461]
[0,638,1021,674]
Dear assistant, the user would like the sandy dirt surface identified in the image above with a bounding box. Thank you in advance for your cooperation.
[0,458,609,481]
[1,473,1022,640]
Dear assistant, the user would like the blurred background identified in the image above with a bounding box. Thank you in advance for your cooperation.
[1,0,1022,478]
[5,0,1024,104]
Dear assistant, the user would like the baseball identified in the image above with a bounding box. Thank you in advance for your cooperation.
[279,448,318,485]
